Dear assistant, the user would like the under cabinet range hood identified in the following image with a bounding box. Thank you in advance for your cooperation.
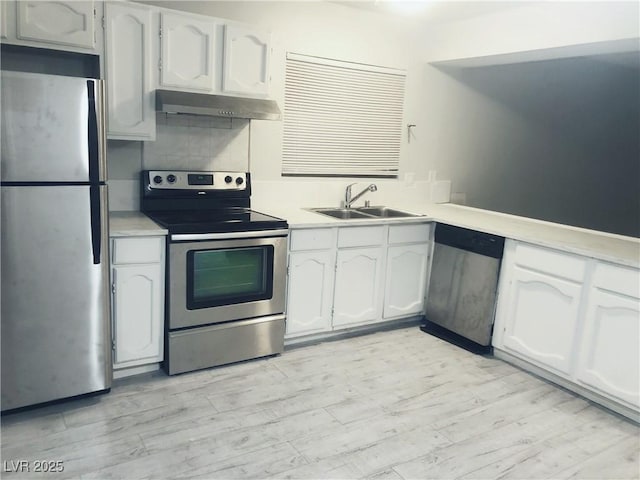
[156,90,281,120]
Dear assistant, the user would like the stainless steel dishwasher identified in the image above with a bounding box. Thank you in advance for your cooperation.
[421,224,505,354]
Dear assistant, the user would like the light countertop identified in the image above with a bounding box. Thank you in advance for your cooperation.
[109,204,639,268]
[109,211,168,237]
[258,203,640,268]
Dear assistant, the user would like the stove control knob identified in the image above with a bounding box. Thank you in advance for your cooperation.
[235,177,244,185]
[167,174,177,184]
[153,175,163,184]
[225,175,233,184]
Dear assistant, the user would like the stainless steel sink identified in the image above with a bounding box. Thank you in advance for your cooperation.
[309,206,423,220]
[310,208,373,220]
[356,206,423,218]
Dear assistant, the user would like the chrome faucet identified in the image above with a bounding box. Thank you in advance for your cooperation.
[345,183,377,208]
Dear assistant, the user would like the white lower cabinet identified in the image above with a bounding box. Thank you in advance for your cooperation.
[333,247,385,327]
[494,239,640,418]
[575,263,640,410]
[383,224,431,319]
[112,263,163,365]
[384,244,430,318]
[110,236,165,375]
[285,222,431,339]
[500,266,583,376]
[496,241,586,376]
[286,250,335,337]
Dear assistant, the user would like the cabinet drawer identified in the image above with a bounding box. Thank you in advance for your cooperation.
[592,262,640,299]
[338,226,386,248]
[112,237,164,265]
[290,228,334,251]
[388,223,431,245]
[513,242,586,282]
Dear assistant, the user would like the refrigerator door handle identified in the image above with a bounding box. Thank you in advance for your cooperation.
[90,185,102,264]
[86,80,106,184]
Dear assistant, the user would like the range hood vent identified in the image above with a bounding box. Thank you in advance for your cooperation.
[156,90,281,120]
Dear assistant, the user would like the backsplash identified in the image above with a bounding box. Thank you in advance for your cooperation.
[142,113,250,172]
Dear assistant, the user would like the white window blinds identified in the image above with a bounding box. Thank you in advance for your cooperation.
[282,53,406,178]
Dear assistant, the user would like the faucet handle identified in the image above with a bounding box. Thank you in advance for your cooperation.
[345,182,357,205]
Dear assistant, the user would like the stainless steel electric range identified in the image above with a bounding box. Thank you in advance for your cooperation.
[141,170,288,375]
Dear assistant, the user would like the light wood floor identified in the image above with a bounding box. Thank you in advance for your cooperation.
[2,327,639,479]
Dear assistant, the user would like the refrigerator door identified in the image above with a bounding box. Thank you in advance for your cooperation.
[1,185,111,411]
[0,71,106,183]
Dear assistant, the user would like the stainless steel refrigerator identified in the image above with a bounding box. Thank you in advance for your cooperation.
[1,71,111,411]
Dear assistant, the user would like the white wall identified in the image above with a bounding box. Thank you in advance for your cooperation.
[116,0,639,233]
[420,53,640,237]
[419,1,639,63]
[139,0,431,208]
[410,1,640,236]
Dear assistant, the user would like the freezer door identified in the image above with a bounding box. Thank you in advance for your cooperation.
[1,185,111,411]
[0,71,106,183]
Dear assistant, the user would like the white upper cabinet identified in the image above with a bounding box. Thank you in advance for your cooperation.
[223,24,270,96]
[16,1,96,49]
[576,263,640,409]
[105,2,155,140]
[159,11,216,92]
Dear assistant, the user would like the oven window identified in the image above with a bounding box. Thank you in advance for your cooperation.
[187,246,274,309]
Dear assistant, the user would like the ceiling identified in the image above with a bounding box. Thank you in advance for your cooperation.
[331,1,521,24]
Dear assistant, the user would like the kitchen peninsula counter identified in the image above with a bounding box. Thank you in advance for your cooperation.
[258,203,640,268]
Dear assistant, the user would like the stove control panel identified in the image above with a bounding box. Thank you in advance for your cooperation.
[146,171,247,191]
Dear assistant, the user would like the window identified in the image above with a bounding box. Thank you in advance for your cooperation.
[282,53,406,178]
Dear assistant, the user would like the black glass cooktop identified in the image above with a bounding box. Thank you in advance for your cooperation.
[145,208,288,234]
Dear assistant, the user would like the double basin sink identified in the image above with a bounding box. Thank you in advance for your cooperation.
[310,206,423,220]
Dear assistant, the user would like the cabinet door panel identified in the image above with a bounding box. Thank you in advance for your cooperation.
[577,290,639,409]
[105,2,155,140]
[113,264,163,366]
[286,251,335,337]
[223,25,270,96]
[384,243,429,318]
[160,12,215,91]
[333,247,384,327]
[17,1,95,49]
[501,266,582,376]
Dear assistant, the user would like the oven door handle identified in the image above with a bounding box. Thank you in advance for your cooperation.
[171,229,289,242]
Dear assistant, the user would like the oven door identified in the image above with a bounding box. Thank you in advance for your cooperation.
[168,230,288,330]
